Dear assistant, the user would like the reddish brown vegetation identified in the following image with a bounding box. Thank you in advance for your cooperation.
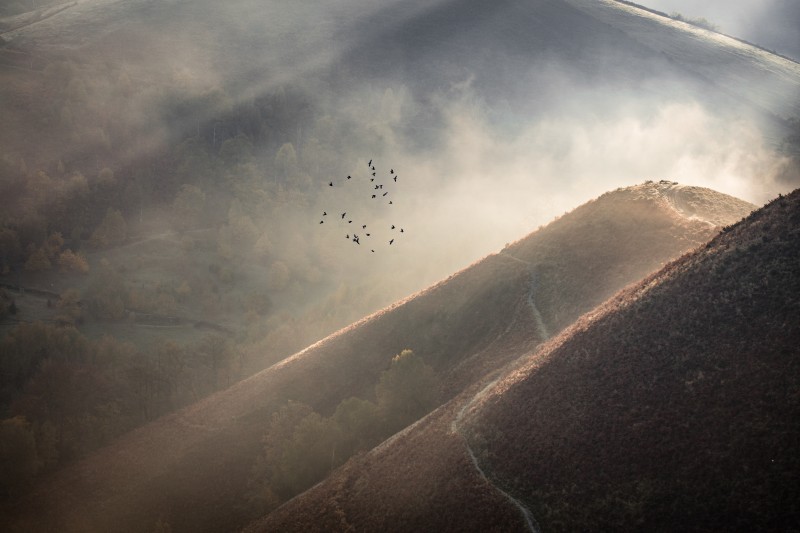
[1,184,751,532]
[469,189,800,530]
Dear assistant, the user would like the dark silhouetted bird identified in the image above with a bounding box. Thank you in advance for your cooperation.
[382,192,388,196]
[370,178,374,182]
[323,211,327,216]
[341,212,346,219]
[390,169,394,174]
[375,185,379,190]
[389,201,393,205]
[371,166,375,171]
[372,172,376,176]
[348,220,352,224]
[400,228,404,233]
[371,249,375,253]
[366,233,371,236]
[346,234,349,239]
[362,224,367,229]
[368,159,372,166]
[347,175,351,180]
[319,220,323,224]
[389,239,394,245]
[372,194,376,198]
[379,184,383,189]
[393,176,397,182]
[391,225,395,229]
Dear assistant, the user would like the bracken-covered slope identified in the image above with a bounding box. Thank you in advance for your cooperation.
[252,188,797,532]
[467,188,800,531]
[1,183,751,532]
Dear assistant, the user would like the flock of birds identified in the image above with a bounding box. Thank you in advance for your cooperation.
[319,159,404,253]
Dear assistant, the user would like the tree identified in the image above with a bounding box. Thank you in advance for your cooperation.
[172,184,206,231]
[56,288,83,326]
[23,246,51,272]
[332,396,381,455]
[0,416,38,498]
[57,249,89,274]
[89,208,127,248]
[84,259,127,319]
[375,349,440,434]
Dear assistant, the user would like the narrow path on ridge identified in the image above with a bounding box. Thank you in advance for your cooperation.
[449,250,551,533]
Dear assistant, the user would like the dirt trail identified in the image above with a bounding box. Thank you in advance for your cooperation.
[451,376,540,533]
[448,253,550,533]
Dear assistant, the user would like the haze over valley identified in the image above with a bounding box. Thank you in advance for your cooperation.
[0,0,798,531]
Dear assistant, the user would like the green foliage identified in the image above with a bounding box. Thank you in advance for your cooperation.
[376,349,440,433]
[248,350,439,511]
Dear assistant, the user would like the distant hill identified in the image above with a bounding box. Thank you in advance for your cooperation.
[252,188,798,532]
[1,183,752,532]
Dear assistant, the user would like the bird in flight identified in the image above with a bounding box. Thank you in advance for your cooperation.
[390,169,394,174]
[362,224,367,229]
[319,220,324,224]
[368,159,372,167]
[341,212,346,219]
[347,175,351,180]
[323,211,327,216]
[391,225,395,229]
[389,239,394,245]
[329,181,333,187]
[382,192,388,196]
[393,176,397,182]
[372,194,376,198]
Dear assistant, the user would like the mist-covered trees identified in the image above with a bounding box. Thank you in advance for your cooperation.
[89,208,127,248]
[248,350,439,513]
[0,322,248,500]
[0,417,38,498]
[376,349,440,434]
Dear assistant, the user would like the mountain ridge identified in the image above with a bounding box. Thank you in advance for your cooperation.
[250,188,798,532]
[2,183,754,532]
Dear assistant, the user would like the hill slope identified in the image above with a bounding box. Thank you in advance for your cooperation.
[1,183,752,532]
[252,188,797,532]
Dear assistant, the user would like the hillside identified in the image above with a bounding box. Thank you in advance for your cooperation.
[1,183,751,532]
[252,188,798,532]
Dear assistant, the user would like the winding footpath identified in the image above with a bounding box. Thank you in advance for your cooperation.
[450,251,548,533]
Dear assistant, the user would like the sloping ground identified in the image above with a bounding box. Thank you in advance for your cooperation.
[242,182,751,531]
[565,0,800,120]
[0,184,752,532]
[250,189,792,533]
[466,189,800,530]
[245,387,532,533]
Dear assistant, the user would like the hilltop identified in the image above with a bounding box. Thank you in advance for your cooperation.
[1,183,752,532]
[252,188,798,532]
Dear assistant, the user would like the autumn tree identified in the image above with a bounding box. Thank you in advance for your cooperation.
[57,249,89,274]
